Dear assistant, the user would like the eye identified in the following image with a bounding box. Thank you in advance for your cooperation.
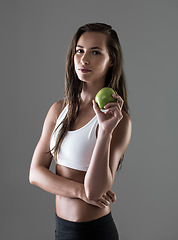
[76,49,84,54]
[92,51,101,55]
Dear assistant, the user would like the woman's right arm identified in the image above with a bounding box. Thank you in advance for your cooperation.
[29,101,115,207]
[29,101,83,198]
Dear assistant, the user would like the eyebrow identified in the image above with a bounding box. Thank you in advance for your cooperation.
[76,45,103,51]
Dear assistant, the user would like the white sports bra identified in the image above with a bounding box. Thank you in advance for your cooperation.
[50,105,98,171]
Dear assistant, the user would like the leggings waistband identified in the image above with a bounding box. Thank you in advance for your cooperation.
[55,212,113,230]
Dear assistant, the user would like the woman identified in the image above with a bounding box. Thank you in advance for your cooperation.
[29,23,132,240]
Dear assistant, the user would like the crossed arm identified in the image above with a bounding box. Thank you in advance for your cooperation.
[29,100,132,207]
[84,108,132,199]
[29,139,116,208]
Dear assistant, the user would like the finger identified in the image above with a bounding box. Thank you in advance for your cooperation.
[99,197,110,207]
[106,190,117,202]
[104,102,121,110]
[92,100,102,115]
[113,92,123,100]
[94,200,107,208]
[90,199,105,209]
[104,107,123,118]
[94,201,105,209]
[112,94,124,107]
[105,98,124,110]
[102,194,112,203]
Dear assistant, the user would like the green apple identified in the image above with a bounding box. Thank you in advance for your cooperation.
[95,87,117,109]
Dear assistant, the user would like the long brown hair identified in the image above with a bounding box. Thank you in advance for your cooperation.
[52,23,130,168]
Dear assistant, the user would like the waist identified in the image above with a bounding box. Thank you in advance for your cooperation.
[56,195,111,222]
[55,164,111,222]
[55,211,113,228]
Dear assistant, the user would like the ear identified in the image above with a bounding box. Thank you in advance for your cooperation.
[108,56,113,67]
[109,61,113,67]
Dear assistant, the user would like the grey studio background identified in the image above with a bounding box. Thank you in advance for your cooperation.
[1,0,178,239]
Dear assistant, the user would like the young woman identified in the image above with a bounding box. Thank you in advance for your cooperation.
[29,23,132,240]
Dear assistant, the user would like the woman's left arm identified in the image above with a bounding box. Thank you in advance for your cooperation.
[84,93,132,200]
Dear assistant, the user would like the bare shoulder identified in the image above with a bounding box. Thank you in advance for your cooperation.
[40,100,64,140]
[48,100,64,124]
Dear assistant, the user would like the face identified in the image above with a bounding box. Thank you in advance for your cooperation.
[74,32,112,85]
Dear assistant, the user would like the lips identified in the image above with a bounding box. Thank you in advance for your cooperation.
[79,68,91,73]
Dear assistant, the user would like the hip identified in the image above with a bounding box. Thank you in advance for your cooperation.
[55,211,119,240]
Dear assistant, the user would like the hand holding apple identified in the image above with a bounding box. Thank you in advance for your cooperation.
[93,87,124,133]
[95,87,117,109]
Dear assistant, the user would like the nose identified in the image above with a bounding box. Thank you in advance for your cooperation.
[81,53,89,65]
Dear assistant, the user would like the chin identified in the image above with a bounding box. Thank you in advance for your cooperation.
[77,75,92,83]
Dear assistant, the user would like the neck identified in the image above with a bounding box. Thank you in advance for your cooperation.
[80,82,105,105]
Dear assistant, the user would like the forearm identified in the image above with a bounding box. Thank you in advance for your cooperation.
[29,166,113,209]
[84,128,113,200]
[29,166,83,199]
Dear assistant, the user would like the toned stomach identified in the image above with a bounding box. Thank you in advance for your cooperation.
[55,164,111,222]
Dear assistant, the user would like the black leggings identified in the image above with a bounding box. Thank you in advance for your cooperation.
[55,212,119,240]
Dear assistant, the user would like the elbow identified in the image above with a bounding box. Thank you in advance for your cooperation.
[84,180,101,200]
[85,187,104,201]
[84,178,113,201]
[29,168,37,185]
[29,171,34,185]
[86,191,99,201]
[29,175,34,185]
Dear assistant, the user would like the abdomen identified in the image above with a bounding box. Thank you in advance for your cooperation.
[55,164,110,222]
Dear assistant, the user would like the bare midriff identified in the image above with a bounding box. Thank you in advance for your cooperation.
[55,164,111,222]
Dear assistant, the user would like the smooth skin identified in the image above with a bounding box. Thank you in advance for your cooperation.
[29,32,132,222]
